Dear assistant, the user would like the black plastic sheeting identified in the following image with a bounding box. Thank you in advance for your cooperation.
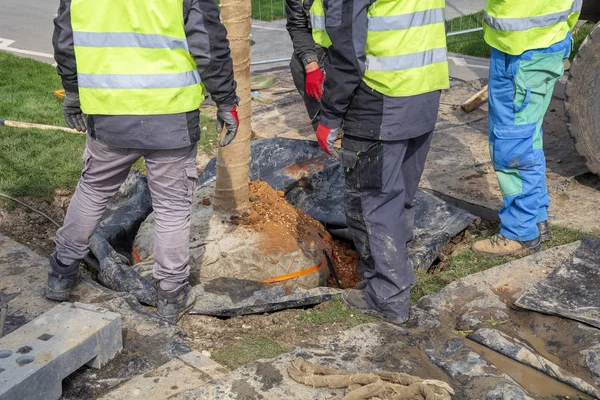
[189,278,342,317]
[87,172,157,306]
[88,139,475,308]
[200,138,476,270]
[516,236,600,329]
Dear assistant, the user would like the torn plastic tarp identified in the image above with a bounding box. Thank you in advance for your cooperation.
[189,278,342,317]
[87,139,475,309]
[516,236,600,329]
[199,138,476,270]
[87,172,157,306]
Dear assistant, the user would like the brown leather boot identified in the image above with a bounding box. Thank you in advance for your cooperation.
[472,234,541,258]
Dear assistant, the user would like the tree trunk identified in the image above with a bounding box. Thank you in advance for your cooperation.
[213,0,252,213]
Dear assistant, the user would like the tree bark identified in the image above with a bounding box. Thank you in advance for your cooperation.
[213,0,252,213]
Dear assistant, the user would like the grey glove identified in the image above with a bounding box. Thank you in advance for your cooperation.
[63,91,87,132]
[216,105,239,147]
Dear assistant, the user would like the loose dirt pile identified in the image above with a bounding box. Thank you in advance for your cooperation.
[244,179,331,256]
[228,180,360,288]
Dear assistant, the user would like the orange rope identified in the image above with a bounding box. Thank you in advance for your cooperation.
[260,261,324,283]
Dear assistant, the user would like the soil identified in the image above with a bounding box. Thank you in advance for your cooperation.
[432,219,500,273]
[230,180,361,288]
[0,191,70,256]
[180,303,357,355]
[244,180,331,254]
[329,239,360,289]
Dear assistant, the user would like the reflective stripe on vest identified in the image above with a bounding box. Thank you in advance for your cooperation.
[363,0,449,97]
[484,0,582,31]
[73,32,190,51]
[367,8,444,31]
[483,0,581,55]
[366,48,447,72]
[78,71,201,89]
[70,0,205,116]
[309,0,331,48]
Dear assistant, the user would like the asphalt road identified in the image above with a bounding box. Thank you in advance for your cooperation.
[0,0,57,62]
[0,0,489,80]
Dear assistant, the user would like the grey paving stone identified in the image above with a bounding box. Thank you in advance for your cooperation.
[0,302,122,400]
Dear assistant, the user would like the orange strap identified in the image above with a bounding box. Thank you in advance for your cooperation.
[132,248,142,263]
[260,260,324,283]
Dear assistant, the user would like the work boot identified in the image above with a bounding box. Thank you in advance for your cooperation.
[46,254,81,301]
[472,234,541,258]
[538,221,552,242]
[157,282,196,324]
[341,289,409,326]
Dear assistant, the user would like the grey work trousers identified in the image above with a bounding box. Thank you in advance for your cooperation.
[340,130,434,319]
[55,135,198,285]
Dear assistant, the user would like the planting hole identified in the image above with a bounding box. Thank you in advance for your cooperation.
[0,350,12,359]
[37,334,54,342]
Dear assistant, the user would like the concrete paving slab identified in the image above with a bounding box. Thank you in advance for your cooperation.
[170,243,600,399]
[0,302,122,400]
[0,233,192,399]
[99,351,230,400]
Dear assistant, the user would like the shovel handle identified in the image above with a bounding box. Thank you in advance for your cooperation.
[0,119,83,134]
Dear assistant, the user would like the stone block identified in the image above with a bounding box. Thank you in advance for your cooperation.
[0,302,122,400]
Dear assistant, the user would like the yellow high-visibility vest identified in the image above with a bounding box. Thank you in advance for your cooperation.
[484,0,582,55]
[309,0,332,48]
[363,0,450,97]
[70,0,205,115]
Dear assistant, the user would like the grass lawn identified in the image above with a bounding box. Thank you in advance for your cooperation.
[447,11,491,58]
[252,0,285,21]
[0,51,218,199]
[215,0,285,21]
[446,12,595,59]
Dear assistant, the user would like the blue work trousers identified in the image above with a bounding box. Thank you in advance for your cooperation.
[488,33,571,241]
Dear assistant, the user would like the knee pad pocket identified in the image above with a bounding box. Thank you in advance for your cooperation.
[492,123,540,170]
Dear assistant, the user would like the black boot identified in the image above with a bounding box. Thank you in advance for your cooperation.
[341,289,409,326]
[46,254,81,301]
[537,221,552,242]
[157,282,196,324]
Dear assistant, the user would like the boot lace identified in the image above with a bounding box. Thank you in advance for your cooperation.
[489,234,509,248]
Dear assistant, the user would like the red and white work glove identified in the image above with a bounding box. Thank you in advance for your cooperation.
[216,105,239,147]
[315,123,338,156]
[305,64,325,101]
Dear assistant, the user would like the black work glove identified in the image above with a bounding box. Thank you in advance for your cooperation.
[63,91,87,132]
[216,105,239,147]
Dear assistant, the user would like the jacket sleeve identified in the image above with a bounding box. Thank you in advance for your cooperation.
[286,0,319,67]
[185,0,238,108]
[52,0,78,92]
[319,0,370,129]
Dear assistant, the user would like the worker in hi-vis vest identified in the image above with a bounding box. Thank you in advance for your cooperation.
[49,0,239,323]
[285,0,330,128]
[314,0,449,324]
[472,0,581,257]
